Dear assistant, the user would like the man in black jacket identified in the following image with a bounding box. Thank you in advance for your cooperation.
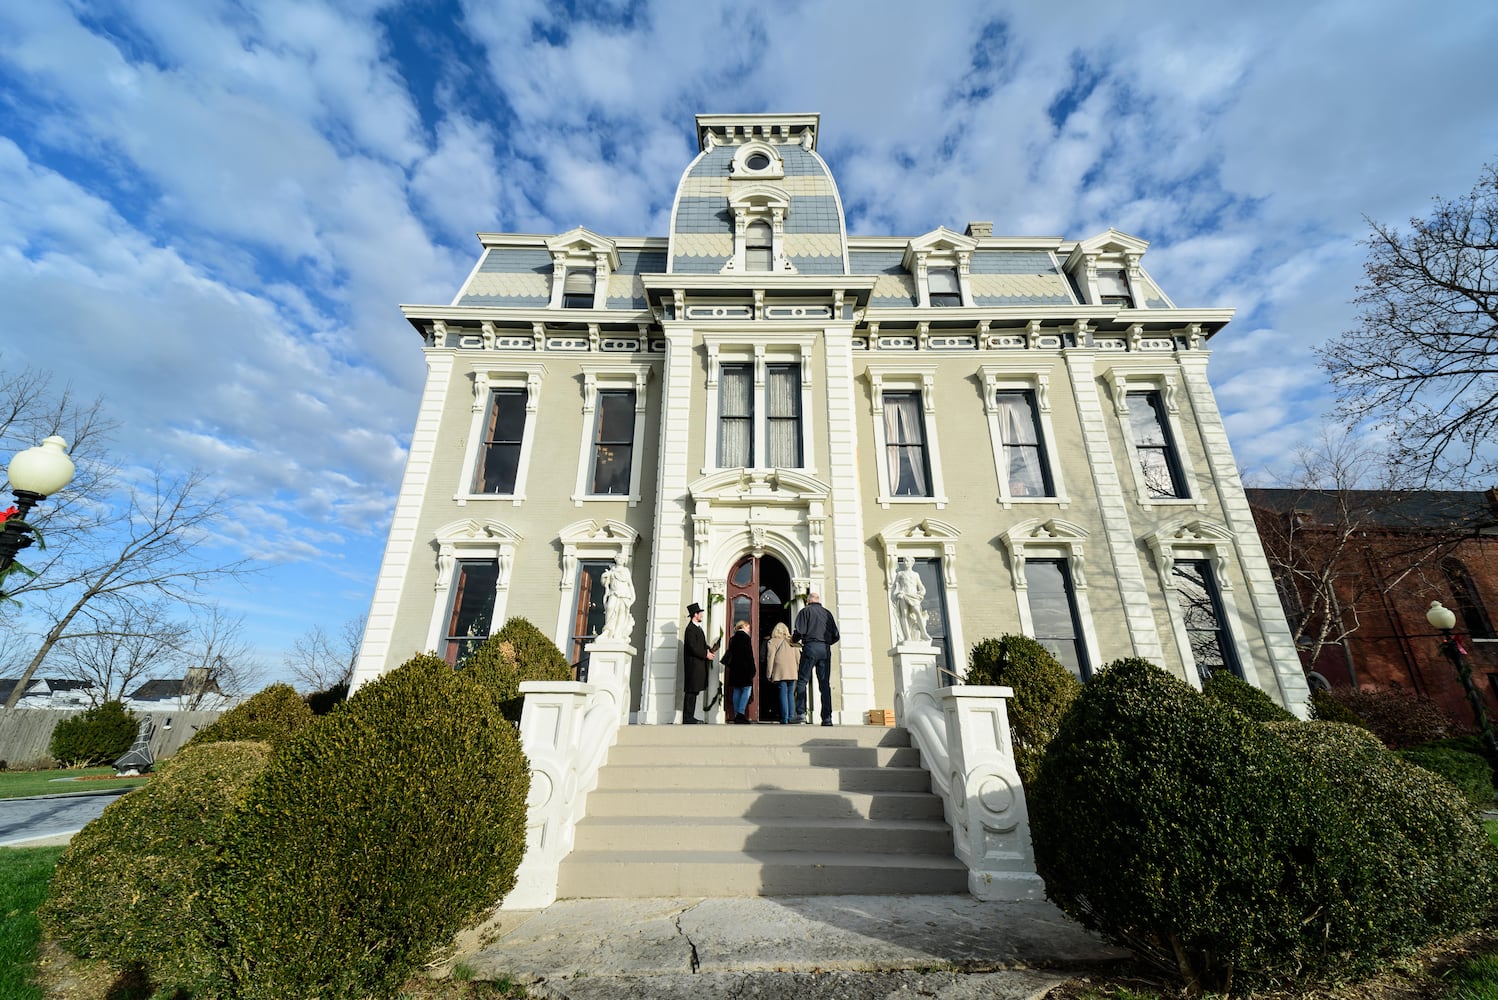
[792,592,839,726]
[681,601,713,723]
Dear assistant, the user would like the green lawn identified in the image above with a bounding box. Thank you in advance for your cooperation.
[0,767,150,800]
[1485,819,1498,851]
[0,846,65,1000]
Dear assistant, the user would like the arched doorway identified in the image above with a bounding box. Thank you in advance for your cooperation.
[724,553,793,722]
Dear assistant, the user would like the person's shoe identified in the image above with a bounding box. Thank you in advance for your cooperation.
[734,716,751,724]
[683,717,699,725]
[821,720,833,727]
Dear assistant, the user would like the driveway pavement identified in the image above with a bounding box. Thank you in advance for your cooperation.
[0,787,131,847]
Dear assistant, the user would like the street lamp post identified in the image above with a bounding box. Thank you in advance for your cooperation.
[0,435,77,594]
[1426,599,1498,767]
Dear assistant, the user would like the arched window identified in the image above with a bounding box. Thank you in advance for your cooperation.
[745,221,773,272]
[1443,558,1495,638]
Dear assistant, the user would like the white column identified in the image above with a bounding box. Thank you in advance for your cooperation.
[822,325,875,722]
[352,351,454,690]
[1062,349,1165,663]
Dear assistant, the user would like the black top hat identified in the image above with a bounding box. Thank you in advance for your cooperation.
[686,602,705,617]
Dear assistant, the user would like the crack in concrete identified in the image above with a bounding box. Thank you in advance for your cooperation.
[675,908,702,974]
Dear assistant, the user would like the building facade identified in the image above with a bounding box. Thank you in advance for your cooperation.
[1249,487,1498,725]
[351,112,1310,722]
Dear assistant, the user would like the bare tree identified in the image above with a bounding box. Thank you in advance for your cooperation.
[55,599,189,705]
[284,613,366,693]
[1248,430,1479,681]
[177,606,264,709]
[3,470,249,710]
[1320,160,1498,485]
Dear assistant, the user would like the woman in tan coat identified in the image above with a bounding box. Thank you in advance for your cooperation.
[766,621,801,724]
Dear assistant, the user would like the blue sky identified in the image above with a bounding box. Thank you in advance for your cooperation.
[2,0,1495,685]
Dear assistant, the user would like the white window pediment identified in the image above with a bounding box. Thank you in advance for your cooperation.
[729,140,786,181]
[1143,517,1235,589]
[902,228,977,308]
[547,228,619,309]
[1064,229,1149,309]
[546,227,621,266]
[688,468,829,508]
[722,182,795,275]
[998,517,1091,590]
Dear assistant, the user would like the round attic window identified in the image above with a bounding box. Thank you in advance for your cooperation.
[745,152,771,171]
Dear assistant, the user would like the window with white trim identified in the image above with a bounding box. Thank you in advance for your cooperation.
[703,336,814,472]
[1127,390,1187,499]
[1096,268,1134,307]
[552,519,639,658]
[562,268,596,309]
[569,560,609,666]
[927,267,962,307]
[1172,558,1240,683]
[982,367,1065,506]
[462,366,545,503]
[473,389,526,495]
[866,365,947,508]
[443,560,498,667]
[1024,558,1091,680]
[572,364,651,506]
[745,221,774,272]
[1000,517,1101,680]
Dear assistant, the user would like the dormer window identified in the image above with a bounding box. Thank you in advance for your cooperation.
[562,268,596,309]
[745,221,774,272]
[746,152,771,171]
[1097,268,1134,308]
[928,267,962,307]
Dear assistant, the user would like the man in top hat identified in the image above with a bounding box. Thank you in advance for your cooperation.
[681,601,714,723]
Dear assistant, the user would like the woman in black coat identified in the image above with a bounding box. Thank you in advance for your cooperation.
[722,620,756,724]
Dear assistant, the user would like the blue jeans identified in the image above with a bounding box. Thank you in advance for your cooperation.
[777,680,795,723]
[732,685,752,717]
[795,641,832,723]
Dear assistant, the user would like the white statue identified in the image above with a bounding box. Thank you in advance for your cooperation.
[891,557,930,643]
[601,558,636,641]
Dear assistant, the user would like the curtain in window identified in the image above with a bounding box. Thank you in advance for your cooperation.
[884,393,928,496]
[766,365,801,467]
[1096,269,1132,303]
[719,365,753,467]
[995,391,1047,496]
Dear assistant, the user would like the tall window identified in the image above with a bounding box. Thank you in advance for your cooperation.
[569,560,609,666]
[1097,268,1134,307]
[1024,559,1090,680]
[718,363,753,467]
[883,391,931,497]
[1443,558,1495,639]
[590,389,635,495]
[994,390,1052,497]
[928,267,961,307]
[745,220,773,272]
[562,268,595,308]
[474,389,527,494]
[766,363,802,467]
[1127,390,1187,499]
[1173,559,1240,683]
[445,560,498,666]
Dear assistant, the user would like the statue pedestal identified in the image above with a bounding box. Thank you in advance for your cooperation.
[583,638,634,724]
[892,641,940,724]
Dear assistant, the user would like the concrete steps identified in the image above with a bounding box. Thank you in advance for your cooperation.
[557,724,966,898]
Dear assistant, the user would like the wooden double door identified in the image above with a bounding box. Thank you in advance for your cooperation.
[723,553,793,722]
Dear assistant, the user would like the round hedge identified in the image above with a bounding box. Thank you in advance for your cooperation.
[48,700,138,766]
[964,635,1081,785]
[1031,658,1498,995]
[204,653,530,1000]
[1319,686,1451,748]
[1201,671,1297,722]
[1310,687,1369,728]
[465,616,574,721]
[1397,744,1496,806]
[1273,722,1496,978]
[1030,657,1303,995]
[182,683,314,750]
[41,740,274,987]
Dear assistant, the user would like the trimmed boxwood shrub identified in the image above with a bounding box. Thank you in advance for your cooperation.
[204,653,530,1000]
[1273,722,1496,976]
[1398,745,1496,806]
[1202,671,1297,722]
[1321,685,1451,748]
[465,616,574,721]
[48,700,137,766]
[964,635,1081,785]
[1031,657,1302,995]
[1031,658,1498,996]
[305,681,348,715]
[182,683,314,750]
[41,740,274,987]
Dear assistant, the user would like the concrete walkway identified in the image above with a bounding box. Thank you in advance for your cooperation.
[458,894,1128,999]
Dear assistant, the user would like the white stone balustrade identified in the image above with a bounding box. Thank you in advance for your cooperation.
[504,639,632,909]
[892,642,1043,901]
